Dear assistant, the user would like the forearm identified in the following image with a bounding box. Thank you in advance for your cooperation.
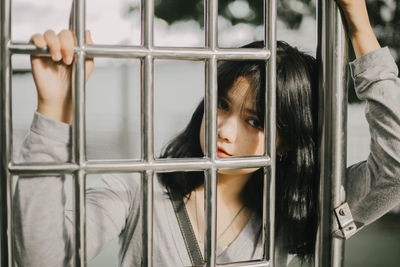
[37,96,73,125]
[13,113,73,266]
[338,0,381,58]
[14,177,73,267]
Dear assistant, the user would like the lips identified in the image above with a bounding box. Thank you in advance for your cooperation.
[217,146,232,157]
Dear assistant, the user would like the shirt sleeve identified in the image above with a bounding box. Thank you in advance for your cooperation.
[343,47,400,234]
[13,112,140,266]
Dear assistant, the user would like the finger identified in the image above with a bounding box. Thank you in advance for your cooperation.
[85,30,94,79]
[58,30,75,65]
[29,34,46,49]
[85,30,93,45]
[43,30,62,62]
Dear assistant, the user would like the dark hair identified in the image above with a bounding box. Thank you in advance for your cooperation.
[159,41,319,262]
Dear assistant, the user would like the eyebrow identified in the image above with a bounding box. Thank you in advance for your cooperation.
[245,108,258,116]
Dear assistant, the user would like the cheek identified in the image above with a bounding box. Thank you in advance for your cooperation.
[241,130,265,156]
[255,132,265,155]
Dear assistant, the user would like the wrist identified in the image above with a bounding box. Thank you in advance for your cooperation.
[37,101,73,124]
[350,31,381,58]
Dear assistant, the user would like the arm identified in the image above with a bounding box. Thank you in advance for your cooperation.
[344,47,400,231]
[336,0,400,234]
[336,0,380,58]
[13,112,141,266]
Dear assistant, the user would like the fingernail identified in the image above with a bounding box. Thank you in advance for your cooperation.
[66,56,73,65]
[53,52,62,61]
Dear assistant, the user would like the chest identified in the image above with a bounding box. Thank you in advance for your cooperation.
[184,191,252,250]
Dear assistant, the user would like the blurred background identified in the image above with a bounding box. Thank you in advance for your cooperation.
[10,0,400,266]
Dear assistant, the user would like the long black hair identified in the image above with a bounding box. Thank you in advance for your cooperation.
[159,41,319,262]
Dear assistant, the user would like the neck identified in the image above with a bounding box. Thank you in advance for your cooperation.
[197,172,252,204]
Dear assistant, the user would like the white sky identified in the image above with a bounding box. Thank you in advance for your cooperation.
[11,0,316,67]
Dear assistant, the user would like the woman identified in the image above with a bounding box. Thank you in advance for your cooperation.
[14,0,400,266]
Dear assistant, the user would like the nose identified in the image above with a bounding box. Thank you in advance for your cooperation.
[217,115,238,143]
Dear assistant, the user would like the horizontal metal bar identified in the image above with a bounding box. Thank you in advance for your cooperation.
[9,43,271,60]
[9,156,271,174]
[216,260,269,267]
[12,68,30,75]
[9,163,79,174]
[86,156,272,172]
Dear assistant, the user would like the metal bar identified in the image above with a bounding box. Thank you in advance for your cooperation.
[141,0,154,266]
[205,0,218,50]
[315,0,348,266]
[141,55,154,162]
[71,0,87,265]
[141,171,154,267]
[9,43,271,61]
[142,0,153,48]
[73,171,87,267]
[263,0,277,265]
[203,0,218,264]
[216,260,269,267]
[204,168,218,267]
[9,156,271,174]
[0,0,13,265]
[9,163,80,174]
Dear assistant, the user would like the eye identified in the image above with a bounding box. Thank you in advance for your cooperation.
[217,98,230,111]
[246,118,263,129]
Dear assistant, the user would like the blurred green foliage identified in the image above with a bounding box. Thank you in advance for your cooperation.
[153,0,315,29]
[127,0,400,103]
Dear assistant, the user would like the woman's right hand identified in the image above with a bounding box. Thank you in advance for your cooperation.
[30,29,94,124]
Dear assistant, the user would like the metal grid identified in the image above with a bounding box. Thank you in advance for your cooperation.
[0,0,352,266]
[0,0,278,266]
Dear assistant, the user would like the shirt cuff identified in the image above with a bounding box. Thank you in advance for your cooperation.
[30,112,71,144]
[349,47,398,78]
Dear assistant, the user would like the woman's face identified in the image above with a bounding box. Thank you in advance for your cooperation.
[199,76,280,176]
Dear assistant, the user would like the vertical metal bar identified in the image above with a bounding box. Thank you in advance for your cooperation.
[73,171,86,267]
[71,0,87,265]
[141,170,154,267]
[141,0,154,266]
[263,0,277,265]
[204,168,217,267]
[204,0,218,50]
[141,0,154,47]
[204,0,218,265]
[0,0,13,265]
[204,57,218,266]
[316,0,348,266]
[141,59,154,160]
[140,55,154,267]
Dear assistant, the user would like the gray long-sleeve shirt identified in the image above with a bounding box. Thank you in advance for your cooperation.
[13,47,400,267]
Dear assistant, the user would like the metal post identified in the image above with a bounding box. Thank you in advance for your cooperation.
[316,0,348,266]
[0,0,13,265]
[263,0,277,265]
[204,0,218,265]
[141,0,155,266]
[71,0,87,265]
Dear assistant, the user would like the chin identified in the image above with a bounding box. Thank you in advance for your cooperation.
[217,168,260,176]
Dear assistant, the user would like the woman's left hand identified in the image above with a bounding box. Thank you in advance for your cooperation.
[335,0,381,58]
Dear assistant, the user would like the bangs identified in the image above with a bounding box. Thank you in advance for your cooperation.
[217,60,266,126]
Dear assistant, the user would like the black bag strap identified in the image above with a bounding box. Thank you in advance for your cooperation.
[167,186,204,266]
